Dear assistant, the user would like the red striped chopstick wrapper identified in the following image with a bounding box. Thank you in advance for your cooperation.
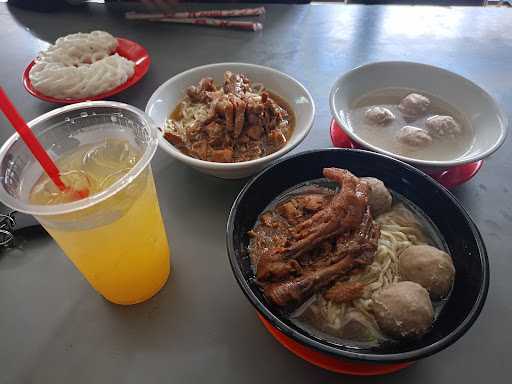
[154,17,263,31]
[126,7,266,20]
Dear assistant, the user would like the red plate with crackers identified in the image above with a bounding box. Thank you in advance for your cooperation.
[23,37,151,104]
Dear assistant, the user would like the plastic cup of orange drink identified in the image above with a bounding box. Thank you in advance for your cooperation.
[0,101,170,305]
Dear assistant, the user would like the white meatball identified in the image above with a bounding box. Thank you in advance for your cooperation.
[398,93,430,121]
[397,126,432,147]
[399,245,455,299]
[425,115,461,138]
[340,310,380,341]
[364,106,395,125]
[371,281,434,339]
[361,177,392,216]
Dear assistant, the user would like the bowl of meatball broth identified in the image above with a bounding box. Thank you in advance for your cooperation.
[146,63,315,179]
[227,149,489,364]
[329,62,508,171]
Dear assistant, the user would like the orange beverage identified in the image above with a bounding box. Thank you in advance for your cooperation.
[29,139,170,305]
[0,102,170,305]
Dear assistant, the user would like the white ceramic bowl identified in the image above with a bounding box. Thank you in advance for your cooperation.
[329,61,508,171]
[146,63,315,179]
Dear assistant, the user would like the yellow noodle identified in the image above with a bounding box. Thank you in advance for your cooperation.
[311,203,431,338]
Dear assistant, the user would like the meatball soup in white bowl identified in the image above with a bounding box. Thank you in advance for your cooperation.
[329,61,508,172]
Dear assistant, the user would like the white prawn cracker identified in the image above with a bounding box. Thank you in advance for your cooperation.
[29,31,135,99]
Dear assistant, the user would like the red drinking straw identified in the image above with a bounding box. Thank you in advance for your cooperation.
[0,87,88,198]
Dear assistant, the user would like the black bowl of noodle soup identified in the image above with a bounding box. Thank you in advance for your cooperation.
[227,148,489,363]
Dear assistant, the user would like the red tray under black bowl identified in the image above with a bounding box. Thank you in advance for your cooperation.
[258,314,412,376]
[330,119,482,189]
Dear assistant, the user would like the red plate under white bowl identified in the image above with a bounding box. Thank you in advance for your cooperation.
[23,37,151,104]
[330,119,483,189]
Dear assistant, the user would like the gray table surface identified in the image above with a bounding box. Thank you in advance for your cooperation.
[1,2,511,383]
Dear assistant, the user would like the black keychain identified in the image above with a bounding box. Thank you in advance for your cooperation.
[0,202,39,247]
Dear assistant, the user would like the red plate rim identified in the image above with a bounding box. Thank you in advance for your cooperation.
[22,37,151,104]
[257,313,412,376]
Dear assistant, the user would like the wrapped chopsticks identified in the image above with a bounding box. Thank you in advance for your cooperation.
[126,7,265,20]
[125,7,265,31]
[154,18,263,32]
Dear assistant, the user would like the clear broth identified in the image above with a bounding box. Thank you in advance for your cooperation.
[347,88,475,161]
